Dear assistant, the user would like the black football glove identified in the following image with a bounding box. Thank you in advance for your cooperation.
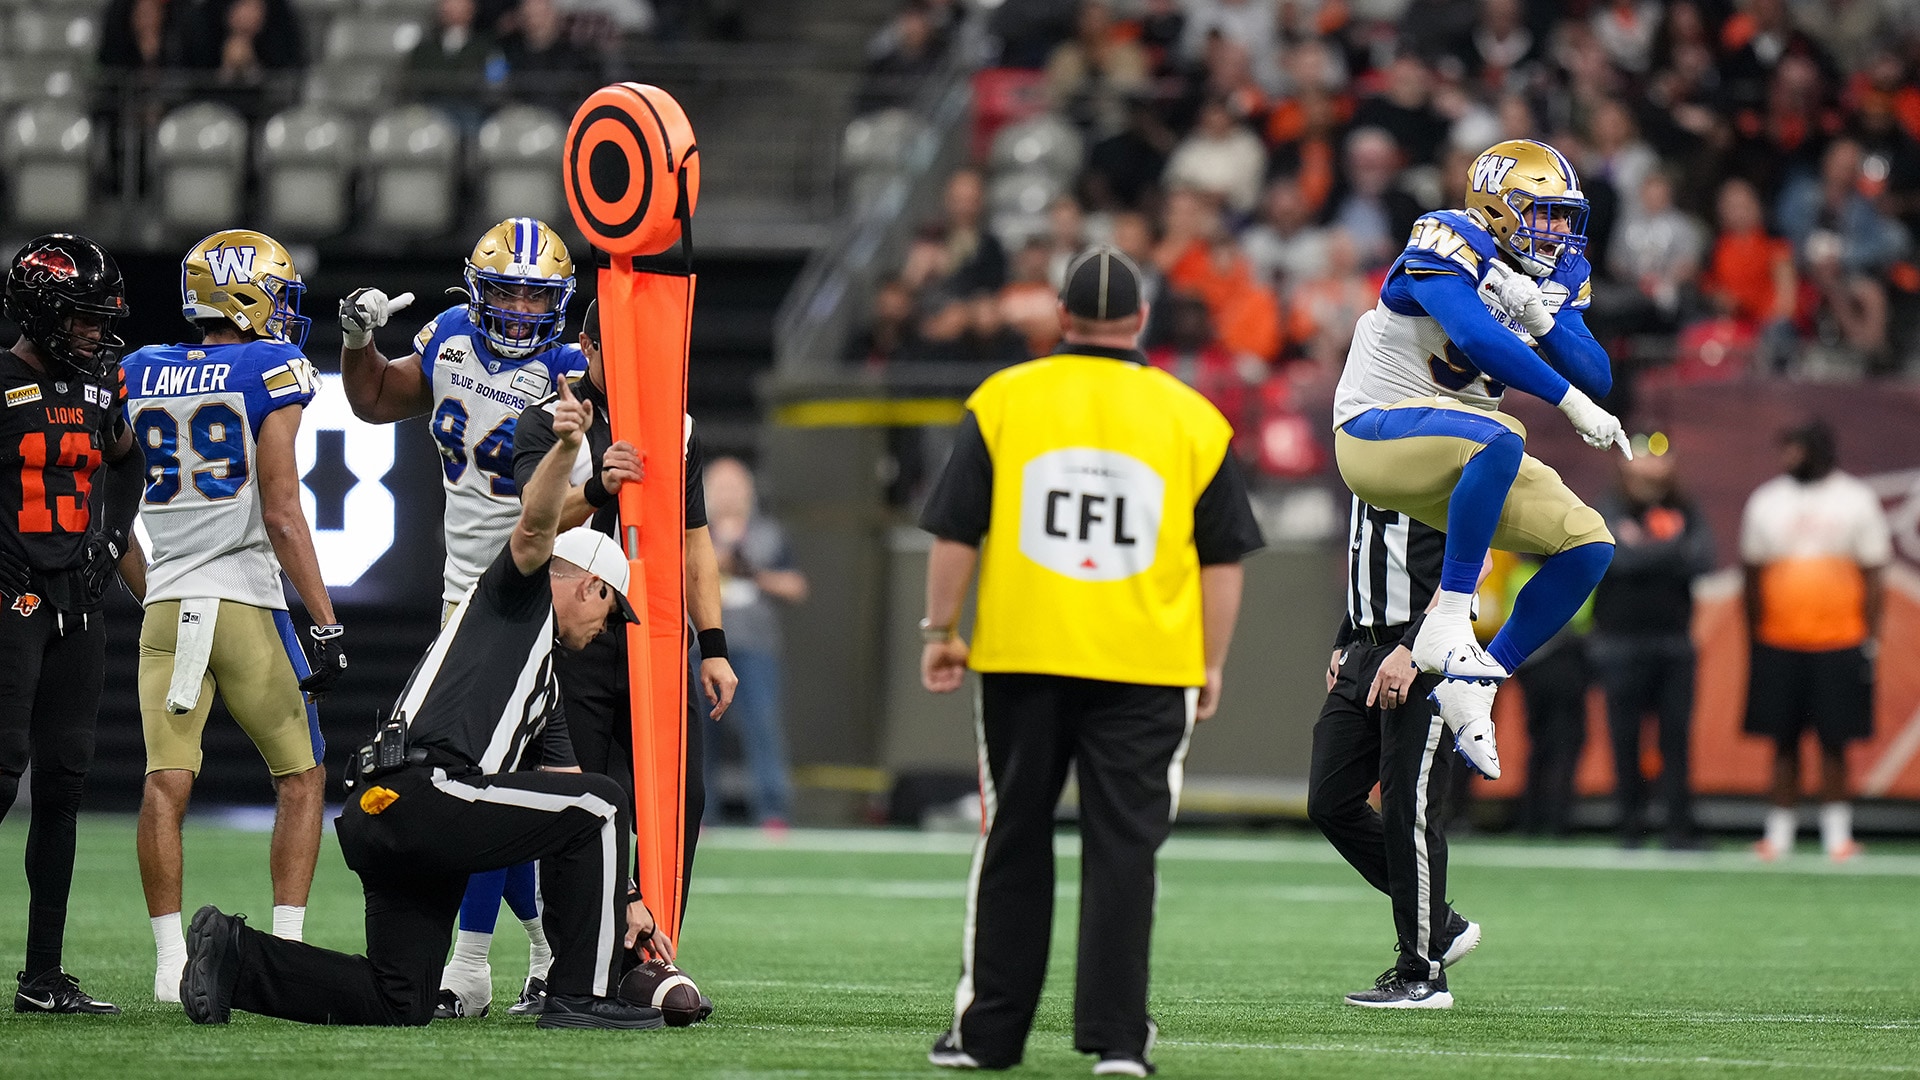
[299,624,348,696]
[82,528,127,605]
[0,546,30,602]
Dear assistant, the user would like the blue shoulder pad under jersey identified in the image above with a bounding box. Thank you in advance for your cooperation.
[1541,250,1594,312]
[1381,210,1501,316]
[122,340,317,436]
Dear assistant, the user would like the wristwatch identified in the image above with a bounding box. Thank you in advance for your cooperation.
[919,618,957,644]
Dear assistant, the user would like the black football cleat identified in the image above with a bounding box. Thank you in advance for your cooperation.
[507,976,547,1016]
[928,1032,982,1069]
[14,969,120,1015]
[1092,1052,1156,1076]
[1439,913,1481,969]
[434,988,489,1019]
[1344,968,1453,1009]
[536,993,664,1030]
[181,905,245,1024]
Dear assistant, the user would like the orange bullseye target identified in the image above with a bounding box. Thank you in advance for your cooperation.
[565,83,700,257]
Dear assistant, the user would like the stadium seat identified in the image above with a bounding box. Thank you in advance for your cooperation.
[841,108,920,176]
[365,104,459,236]
[258,105,356,237]
[323,15,425,63]
[473,105,565,226]
[987,114,1082,181]
[153,101,249,231]
[7,6,96,57]
[986,168,1062,221]
[1,100,91,225]
[0,57,82,110]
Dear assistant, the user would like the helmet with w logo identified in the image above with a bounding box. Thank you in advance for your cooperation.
[4,233,128,381]
[463,218,575,360]
[181,229,311,347]
[1463,139,1588,278]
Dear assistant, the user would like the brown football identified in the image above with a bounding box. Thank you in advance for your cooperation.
[618,959,712,1027]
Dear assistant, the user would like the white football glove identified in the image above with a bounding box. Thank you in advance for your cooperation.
[339,288,415,350]
[1483,259,1556,338]
[1557,385,1631,459]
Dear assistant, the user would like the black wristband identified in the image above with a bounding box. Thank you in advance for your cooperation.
[697,627,728,660]
[583,473,613,509]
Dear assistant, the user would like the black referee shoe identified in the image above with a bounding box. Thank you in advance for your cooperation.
[1344,968,1453,1009]
[1440,913,1481,970]
[507,976,547,1016]
[14,969,120,1015]
[181,906,245,1025]
[535,993,665,1030]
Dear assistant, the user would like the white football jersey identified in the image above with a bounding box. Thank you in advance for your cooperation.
[1333,209,1591,428]
[122,339,319,608]
[414,305,586,603]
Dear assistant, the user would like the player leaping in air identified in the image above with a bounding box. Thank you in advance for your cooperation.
[1333,139,1628,779]
[337,217,583,1019]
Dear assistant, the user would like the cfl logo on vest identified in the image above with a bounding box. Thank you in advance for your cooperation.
[205,246,257,286]
[1020,448,1164,581]
[1470,154,1518,194]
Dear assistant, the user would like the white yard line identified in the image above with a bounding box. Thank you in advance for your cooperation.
[1156,1038,1920,1074]
[693,877,1372,902]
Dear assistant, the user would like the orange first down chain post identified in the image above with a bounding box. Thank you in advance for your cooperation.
[563,83,700,947]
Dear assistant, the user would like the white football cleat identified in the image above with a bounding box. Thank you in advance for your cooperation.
[1430,679,1502,779]
[1410,615,1508,680]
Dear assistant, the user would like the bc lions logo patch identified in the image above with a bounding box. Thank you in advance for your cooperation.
[12,593,41,617]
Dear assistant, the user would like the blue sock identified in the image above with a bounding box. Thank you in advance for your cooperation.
[1488,542,1614,671]
[1440,431,1524,593]
[503,862,540,921]
[458,869,509,934]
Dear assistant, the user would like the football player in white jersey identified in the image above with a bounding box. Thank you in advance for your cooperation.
[336,217,583,1017]
[123,229,348,1002]
[1331,139,1628,778]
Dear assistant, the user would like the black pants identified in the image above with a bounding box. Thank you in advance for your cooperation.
[1591,635,1696,842]
[226,766,630,1025]
[949,672,1193,1068]
[0,603,104,978]
[554,629,705,921]
[1307,638,1460,981]
[1514,641,1589,837]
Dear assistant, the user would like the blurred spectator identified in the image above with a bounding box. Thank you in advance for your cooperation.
[1584,98,1660,270]
[1159,188,1280,362]
[1798,228,1889,370]
[1591,444,1714,850]
[1043,194,1087,288]
[1458,0,1541,91]
[1351,53,1445,167]
[1082,95,1177,211]
[961,292,1032,367]
[1266,85,1348,221]
[1610,170,1706,321]
[904,290,971,364]
[1329,127,1422,269]
[1281,229,1376,371]
[859,2,943,112]
[1505,555,1591,840]
[1741,420,1890,862]
[214,0,304,85]
[1799,0,1894,72]
[1001,239,1062,356]
[1177,0,1281,94]
[1726,55,1842,208]
[501,0,590,91]
[1146,293,1245,422]
[98,0,198,72]
[703,457,807,830]
[939,167,1008,294]
[1701,177,1798,359]
[1164,98,1268,215]
[1108,209,1167,340]
[1136,0,1185,74]
[901,225,954,293]
[1848,53,1920,234]
[1242,177,1331,291]
[849,276,919,366]
[1045,0,1149,139]
[1590,0,1662,76]
[1720,0,1835,110]
[1777,138,1911,275]
[409,0,500,119]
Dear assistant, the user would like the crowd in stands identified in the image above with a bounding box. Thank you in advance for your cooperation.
[852,0,1920,477]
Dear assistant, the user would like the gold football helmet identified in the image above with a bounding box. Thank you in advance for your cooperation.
[1463,139,1589,278]
[464,217,575,359]
[181,229,310,346]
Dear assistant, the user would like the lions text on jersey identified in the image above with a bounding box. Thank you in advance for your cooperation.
[415,305,585,603]
[1333,209,1592,427]
[121,339,318,608]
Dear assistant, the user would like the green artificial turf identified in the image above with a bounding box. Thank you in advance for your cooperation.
[2,816,1916,1078]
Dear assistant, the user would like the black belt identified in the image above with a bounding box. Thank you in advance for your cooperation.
[1353,623,1410,647]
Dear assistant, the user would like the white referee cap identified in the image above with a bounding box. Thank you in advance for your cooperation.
[553,527,640,624]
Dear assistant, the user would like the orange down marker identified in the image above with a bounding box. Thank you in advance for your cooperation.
[564,82,700,946]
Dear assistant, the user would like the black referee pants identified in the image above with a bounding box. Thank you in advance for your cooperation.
[222,766,630,1025]
[948,672,1195,1068]
[1307,638,1461,981]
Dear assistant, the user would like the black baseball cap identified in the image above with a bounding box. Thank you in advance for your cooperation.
[582,299,599,343]
[1060,245,1144,321]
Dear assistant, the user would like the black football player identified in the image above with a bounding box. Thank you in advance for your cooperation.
[0,234,146,1015]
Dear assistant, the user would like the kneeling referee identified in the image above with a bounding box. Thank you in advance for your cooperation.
[180,378,669,1029]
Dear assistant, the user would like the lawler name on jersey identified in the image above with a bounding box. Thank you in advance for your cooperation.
[416,306,586,603]
[122,340,318,608]
[1332,209,1592,427]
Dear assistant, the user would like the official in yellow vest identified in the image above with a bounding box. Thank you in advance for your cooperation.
[918,247,1262,1076]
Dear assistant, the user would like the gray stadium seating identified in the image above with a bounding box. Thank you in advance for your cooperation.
[309,16,424,113]
[365,104,459,235]
[841,108,919,175]
[987,114,1083,181]
[259,105,357,237]
[2,101,91,225]
[473,105,566,226]
[8,6,96,56]
[0,57,84,110]
[153,101,249,231]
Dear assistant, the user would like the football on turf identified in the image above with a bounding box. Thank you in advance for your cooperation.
[618,959,712,1026]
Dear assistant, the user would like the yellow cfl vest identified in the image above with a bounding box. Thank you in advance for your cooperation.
[966,354,1236,686]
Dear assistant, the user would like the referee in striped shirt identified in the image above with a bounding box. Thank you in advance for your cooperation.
[1307,497,1482,1009]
